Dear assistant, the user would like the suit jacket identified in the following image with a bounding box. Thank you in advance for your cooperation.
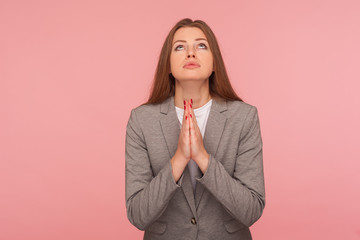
[125,96,265,240]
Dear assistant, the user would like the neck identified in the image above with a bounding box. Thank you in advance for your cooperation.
[174,79,212,109]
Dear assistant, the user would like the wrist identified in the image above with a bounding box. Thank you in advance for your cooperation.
[196,151,209,174]
[171,152,188,182]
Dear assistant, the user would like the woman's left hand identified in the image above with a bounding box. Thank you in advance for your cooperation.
[187,99,210,174]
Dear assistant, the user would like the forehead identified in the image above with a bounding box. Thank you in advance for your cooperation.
[172,27,207,44]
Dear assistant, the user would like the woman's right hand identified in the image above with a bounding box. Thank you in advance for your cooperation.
[171,100,191,182]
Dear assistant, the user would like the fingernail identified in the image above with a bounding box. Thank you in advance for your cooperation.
[184,106,186,110]
[190,104,192,108]
[184,100,186,105]
[191,99,193,104]
[185,116,188,120]
[190,114,192,118]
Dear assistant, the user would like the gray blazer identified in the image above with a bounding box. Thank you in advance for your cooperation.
[125,96,265,240]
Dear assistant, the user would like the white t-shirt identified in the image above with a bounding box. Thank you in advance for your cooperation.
[175,99,213,194]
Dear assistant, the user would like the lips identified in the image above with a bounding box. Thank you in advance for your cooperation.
[183,62,200,68]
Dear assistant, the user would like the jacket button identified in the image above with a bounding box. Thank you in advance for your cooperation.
[191,217,197,225]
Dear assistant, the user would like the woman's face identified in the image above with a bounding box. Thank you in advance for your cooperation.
[170,27,213,82]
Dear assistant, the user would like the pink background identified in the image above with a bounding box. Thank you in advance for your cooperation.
[1,0,360,239]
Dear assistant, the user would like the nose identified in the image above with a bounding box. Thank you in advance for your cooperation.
[186,46,196,58]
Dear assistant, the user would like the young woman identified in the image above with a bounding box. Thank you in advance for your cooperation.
[125,18,265,240]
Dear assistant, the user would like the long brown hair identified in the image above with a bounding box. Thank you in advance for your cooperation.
[145,18,243,104]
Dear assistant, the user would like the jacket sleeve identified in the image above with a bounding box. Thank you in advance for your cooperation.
[125,109,183,230]
[196,106,265,227]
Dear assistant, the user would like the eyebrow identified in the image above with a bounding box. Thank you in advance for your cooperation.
[173,38,208,45]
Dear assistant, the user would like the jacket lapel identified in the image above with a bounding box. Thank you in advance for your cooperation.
[195,97,227,208]
[159,96,179,158]
[181,168,197,216]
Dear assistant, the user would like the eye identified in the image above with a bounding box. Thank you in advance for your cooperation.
[198,43,207,49]
[175,45,184,51]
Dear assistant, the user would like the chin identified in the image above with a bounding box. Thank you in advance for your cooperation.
[177,74,211,81]
[183,74,202,80]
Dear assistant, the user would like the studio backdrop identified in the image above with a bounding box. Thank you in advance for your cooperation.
[1,0,360,239]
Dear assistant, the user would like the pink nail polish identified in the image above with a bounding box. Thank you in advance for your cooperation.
[185,116,187,120]
[190,114,192,118]
[191,99,193,104]
[190,104,192,108]
[184,100,186,105]
[184,106,186,110]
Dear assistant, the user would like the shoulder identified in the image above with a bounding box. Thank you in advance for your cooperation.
[222,100,262,143]
[127,97,171,127]
[224,100,259,120]
[226,100,256,111]
[126,102,162,138]
[131,102,161,117]
[131,96,174,117]
[127,103,160,129]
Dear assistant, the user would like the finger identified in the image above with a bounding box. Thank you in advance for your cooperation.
[189,99,200,134]
[181,100,186,123]
[181,100,188,128]
[184,100,191,137]
[178,102,188,145]
[188,100,194,134]
[189,99,198,126]
[189,110,196,139]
